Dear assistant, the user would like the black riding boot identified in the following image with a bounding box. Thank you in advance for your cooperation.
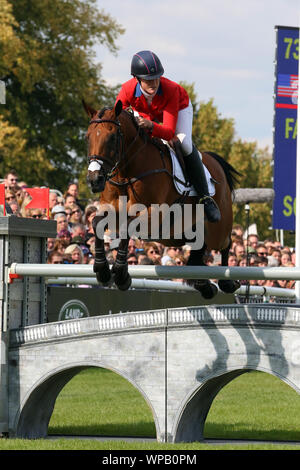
[185,146,221,223]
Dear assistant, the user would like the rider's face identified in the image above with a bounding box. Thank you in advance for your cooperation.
[140,78,160,95]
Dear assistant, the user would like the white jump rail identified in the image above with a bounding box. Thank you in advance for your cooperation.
[8,263,300,281]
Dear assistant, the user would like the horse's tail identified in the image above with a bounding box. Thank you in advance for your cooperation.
[205,151,241,193]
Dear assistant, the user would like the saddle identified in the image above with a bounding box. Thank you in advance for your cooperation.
[151,136,190,185]
[152,136,216,198]
[168,137,190,183]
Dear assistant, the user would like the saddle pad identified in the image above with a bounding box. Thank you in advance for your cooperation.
[170,148,216,197]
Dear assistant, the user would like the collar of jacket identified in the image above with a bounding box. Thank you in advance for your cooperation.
[135,82,163,98]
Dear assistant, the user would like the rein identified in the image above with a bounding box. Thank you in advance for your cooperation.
[87,110,183,191]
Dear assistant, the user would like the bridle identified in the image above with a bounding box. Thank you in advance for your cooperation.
[87,109,177,193]
[87,117,125,180]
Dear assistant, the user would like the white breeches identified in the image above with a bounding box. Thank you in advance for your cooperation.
[175,100,193,156]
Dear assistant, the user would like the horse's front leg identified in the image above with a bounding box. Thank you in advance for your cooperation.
[218,241,240,294]
[92,215,111,285]
[186,244,218,299]
[112,238,132,291]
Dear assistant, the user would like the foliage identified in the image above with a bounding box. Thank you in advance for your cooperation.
[180,83,274,240]
[0,0,124,188]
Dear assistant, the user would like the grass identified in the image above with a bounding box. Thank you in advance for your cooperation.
[1,368,300,451]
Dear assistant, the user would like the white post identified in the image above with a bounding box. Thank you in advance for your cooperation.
[295,24,300,304]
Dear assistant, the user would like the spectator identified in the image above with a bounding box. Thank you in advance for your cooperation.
[4,170,18,190]
[29,209,44,219]
[182,244,191,262]
[238,255,248,267]
[280,251,292,266]
[268,255,280,267]
[69,203,83,225]
[5,188,17,206]
[128,238,137,256]
[248,254,260,266]
[232,224,244,238]
[161,246,182,265]
[228,253,238,266]
[256,243,268,260]
[64,194,77,207]
[47,250,64,264]
[64,181,84,210]
[51,205,66,218]
[49,191,58,212]
[53,239,70,256]
[234,243,246,260]
[271,249,281,264]
[138,255,154,265]
[9,201,21,216]
[144,242,162,264]
[57,229,72,243]
[64,244,84,264]
[71,223,86,241]
[247,234,259,251]
[47,237,56,254]
[85,233,95,254]
[84,205,97,234]
[14,185,25,206]
[174,254,186,266]
[64,182,79,200]
[54,213,68,233]
[127,254,138,265]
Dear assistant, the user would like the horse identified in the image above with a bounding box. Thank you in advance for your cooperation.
[83,99,241,299]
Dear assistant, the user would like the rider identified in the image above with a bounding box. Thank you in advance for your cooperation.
[115,50,221,223]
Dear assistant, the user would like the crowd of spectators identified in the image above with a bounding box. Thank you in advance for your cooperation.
[2,170,296,290]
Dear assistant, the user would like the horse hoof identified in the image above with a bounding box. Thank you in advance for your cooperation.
[112,262,132,291]
[218,279,240,294]
[193,280,218,299]
[96,270,112,286]
[94,262,111,285]
[116,274,132,291]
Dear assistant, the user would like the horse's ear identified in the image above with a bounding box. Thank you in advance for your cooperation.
[114,100,123,117]
[82,99,97,118]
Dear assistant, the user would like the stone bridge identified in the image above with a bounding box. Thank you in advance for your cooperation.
[4,304,300,442]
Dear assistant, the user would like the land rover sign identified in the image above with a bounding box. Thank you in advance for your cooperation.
[58,299,90,321]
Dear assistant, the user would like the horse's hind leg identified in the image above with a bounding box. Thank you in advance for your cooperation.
[187,244,218,299]
[92,216,111,285]
[112,238,132,291]
[218,241,240,294]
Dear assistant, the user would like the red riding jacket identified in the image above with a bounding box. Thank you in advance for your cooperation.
[115,77,190,141]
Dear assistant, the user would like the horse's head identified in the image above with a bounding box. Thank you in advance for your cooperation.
[83,100,123,193]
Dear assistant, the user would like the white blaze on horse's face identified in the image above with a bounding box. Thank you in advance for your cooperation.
[88,160,102,172]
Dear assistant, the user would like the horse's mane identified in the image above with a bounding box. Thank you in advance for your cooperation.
[121,108,169,154]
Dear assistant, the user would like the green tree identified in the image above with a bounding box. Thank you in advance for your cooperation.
[0,0,124,189]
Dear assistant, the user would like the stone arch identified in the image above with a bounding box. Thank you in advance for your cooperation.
[14,361,159,439]
[172,365,300,443]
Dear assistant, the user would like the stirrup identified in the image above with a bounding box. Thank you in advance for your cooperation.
[198,195,221,223]
[199,195,215,204]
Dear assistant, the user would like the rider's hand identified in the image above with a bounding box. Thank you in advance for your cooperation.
[136,116,154,132]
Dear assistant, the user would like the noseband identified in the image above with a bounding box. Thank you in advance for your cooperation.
[87,117,124,179]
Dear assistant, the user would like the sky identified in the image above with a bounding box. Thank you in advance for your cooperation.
[94,0,299,151]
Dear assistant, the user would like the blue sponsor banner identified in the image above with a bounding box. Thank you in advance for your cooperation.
[273,26,298,230]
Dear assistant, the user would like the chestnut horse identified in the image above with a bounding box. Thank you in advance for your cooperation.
[84,99,240,299]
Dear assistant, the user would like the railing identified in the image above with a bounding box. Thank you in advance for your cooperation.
[9,304,300,347]
[8,263,300,281]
